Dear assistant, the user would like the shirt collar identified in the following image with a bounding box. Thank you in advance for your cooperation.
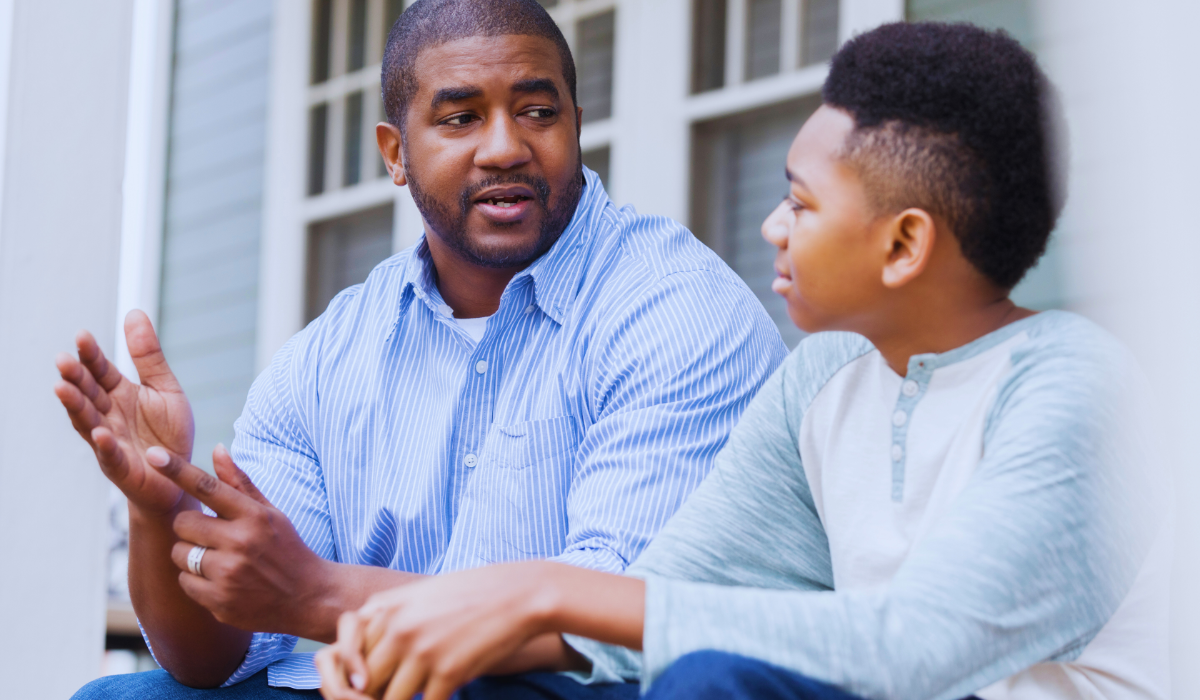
[394,166,609,327]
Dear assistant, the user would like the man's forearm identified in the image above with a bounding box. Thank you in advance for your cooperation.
[128,498,251,688]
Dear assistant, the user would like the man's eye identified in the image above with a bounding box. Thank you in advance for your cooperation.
[441,114,476,126]
[525,108,556,119]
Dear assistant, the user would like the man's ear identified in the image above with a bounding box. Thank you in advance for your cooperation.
[576,106,583,139]
[881,208,936,289]
[376,122,407,186]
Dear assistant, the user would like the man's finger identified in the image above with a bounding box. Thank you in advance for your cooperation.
[124,310,185,394]
[177,569,223,613]
[173,510,233,549]
[212,444,272,507]
[75,329,125,394]
[92,427,133,483]
[147,446,254,519]
[56,353,112,414]
[54,381,102,437]
[170,540,227,576]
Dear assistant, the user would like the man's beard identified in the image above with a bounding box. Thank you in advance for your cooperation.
[406,149,584,270]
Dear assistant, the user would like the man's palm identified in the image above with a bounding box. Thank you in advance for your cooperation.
[55,310,195,514]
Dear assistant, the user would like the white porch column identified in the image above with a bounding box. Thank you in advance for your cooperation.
[0,0,134,694]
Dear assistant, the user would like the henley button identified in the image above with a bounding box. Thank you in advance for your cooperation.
[891,444,904,462]
[475,360,489,374]
[902,380,919,397]
[892,410,908,427]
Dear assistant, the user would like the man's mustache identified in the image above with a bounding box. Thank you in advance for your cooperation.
[458,173,552,213]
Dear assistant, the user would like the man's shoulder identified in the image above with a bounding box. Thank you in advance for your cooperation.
[602,204,736,282]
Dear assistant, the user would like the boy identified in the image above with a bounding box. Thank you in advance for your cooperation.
[315,21,1168,700]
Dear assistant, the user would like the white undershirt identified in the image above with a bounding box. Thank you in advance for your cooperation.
[453,314,491,344]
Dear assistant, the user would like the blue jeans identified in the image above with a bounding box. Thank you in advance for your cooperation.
[73,652,980,699]
[72,668,639,700]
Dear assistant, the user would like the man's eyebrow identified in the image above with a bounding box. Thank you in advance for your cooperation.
[512,78,559,100]
[431,86,483,110]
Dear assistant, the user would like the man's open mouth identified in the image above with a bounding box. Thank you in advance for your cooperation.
[480,195,531,209]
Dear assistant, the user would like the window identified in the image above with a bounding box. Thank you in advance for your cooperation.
[307,0,392,199]
[582,146,611,190]
[692,96,821,348]
[307,204,396,322]
[692,0,728,93]
[746,0,782,80]
[577,10,616,123]
[692,0,839,92]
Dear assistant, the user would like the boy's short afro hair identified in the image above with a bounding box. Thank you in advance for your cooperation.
[823,22,1065,290]
[382,0,577,135]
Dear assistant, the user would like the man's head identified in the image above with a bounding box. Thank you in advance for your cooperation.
[762,22,1064,333]
[377,0,583,270]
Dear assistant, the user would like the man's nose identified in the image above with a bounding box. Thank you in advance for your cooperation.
[475,113,533,171]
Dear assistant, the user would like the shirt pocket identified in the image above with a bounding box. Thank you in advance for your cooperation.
[477,416,580,563]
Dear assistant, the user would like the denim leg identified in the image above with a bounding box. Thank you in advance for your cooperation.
[455,673,639,700]
[643,651,869,700]
[71,669,321,700]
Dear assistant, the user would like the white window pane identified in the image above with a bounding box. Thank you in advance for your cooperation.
[801,0,839,66]
[692,0,728,93]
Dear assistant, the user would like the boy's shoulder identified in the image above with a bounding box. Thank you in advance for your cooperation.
[777,331,877,410]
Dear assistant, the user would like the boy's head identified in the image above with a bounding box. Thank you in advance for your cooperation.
[763,22,1063,334]
[376,0,583,270]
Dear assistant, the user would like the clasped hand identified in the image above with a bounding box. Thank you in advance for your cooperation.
[316,562,569,700]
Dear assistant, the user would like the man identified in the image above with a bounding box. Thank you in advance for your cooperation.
[61,1,785,697]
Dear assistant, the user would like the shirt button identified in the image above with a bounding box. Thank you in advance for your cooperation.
[892,410,908,427]
[438,304,453,317]
[525,304,535,314]
[891,444,904,461]
[475,360,488,374]
[464,453,478,468]
[902,380,919,397]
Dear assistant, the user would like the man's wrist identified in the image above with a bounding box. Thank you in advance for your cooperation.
[295,556,346,643]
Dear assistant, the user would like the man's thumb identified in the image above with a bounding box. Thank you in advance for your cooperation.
[125,309,183,392]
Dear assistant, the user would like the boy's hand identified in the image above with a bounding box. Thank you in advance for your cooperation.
[318,562,564,700]
[54,310,195,516]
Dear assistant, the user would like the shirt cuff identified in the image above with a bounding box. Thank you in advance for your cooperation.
[560,634,642,686]
[220,632,298,687]
[551,546,629,574]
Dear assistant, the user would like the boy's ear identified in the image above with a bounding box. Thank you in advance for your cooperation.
[376,122,407,186]
[880,208,936,289]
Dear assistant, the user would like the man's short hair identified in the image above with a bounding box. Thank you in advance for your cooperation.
[823,22,1065,290]
[382,0,578,135]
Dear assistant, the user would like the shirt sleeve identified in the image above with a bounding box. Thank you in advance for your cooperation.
[629,330,1162,699]
[216,321,336,686]
[561,340,846,683]
[549,270,788,574]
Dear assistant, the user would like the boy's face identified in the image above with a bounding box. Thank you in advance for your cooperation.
[762,105,889,334]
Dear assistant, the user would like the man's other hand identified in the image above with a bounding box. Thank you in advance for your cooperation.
[147,444,339,640]
[54,309,195,515]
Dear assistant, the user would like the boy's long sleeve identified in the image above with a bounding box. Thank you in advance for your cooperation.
[566,318,1164,700]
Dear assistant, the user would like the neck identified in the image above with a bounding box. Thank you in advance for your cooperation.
[425,236,525,319]
[865,287,1035,377]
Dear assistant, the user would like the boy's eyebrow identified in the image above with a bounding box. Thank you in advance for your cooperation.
[431,86,483,110]
[785,168,809,190]
[511,78,559,100]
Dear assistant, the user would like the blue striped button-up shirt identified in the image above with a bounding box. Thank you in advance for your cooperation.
[220,168,786,688]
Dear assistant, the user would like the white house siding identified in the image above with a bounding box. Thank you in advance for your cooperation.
[158,0,274,469]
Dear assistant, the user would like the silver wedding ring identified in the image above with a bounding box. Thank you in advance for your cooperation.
[186,545,208,577]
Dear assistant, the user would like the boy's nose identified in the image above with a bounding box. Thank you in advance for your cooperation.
[761,202,791,248]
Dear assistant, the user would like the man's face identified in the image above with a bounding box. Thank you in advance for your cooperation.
[761,105,888,334]
[400,34,583,269]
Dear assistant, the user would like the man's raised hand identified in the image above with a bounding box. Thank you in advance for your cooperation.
[53,310,195,515]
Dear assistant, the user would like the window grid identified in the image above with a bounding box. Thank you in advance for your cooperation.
[307,0,392,201]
